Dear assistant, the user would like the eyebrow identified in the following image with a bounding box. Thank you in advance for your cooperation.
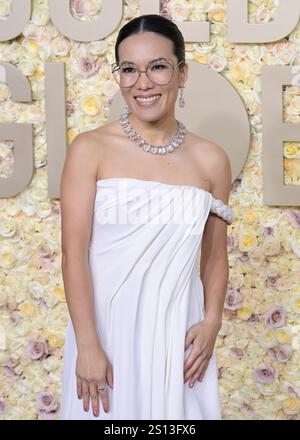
[119,57,170,66]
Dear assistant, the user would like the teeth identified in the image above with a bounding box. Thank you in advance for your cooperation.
[136,95,161,103]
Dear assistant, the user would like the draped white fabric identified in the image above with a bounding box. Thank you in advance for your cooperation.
[60,178,224,420]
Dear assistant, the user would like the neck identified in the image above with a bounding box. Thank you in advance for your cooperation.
[127,112,178,145]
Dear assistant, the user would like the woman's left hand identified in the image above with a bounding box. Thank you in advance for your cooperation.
[183,318,221,387]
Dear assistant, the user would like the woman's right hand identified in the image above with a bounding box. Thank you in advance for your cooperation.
[75,346,113,417]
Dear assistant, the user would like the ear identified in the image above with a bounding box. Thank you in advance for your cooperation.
[179,62,189,87]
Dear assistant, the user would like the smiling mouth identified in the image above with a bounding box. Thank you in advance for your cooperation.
[134,94,162,105]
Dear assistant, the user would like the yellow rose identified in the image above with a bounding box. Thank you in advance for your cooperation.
[194,53,208,64]
[23,39,39,55]
[284,142,300,159]
[210,8,225,22]
[48,334,64,348]
[292,296,300,313]
[67,129,78,144]
[258,329,277,348]
[31,6,49,26]
[19,301,34,317]
[282,397,300,415]
[276,328,292,344]
[0,252,17,269]
[237,306,253,320]
[239,230,258,252]
[80,94,100,116]
[244,209,259,224]
[0,83,10,103]
[53,287,65,300]
[0,1,10,17]
[172,5,189,21]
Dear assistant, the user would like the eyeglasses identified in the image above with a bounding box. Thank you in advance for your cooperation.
[111,58,185,88]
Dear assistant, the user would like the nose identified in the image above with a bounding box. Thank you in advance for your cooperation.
[135,70,154,89]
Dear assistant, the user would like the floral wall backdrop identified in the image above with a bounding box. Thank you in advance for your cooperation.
[0,0,300,420]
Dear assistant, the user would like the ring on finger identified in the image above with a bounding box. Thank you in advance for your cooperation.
[97,384,109,393]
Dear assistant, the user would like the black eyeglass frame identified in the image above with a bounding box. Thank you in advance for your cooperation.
[111,59,185,87]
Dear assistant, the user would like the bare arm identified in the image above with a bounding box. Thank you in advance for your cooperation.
[200,145,233,329]
[183,143,233,386]
[60,131,102,352]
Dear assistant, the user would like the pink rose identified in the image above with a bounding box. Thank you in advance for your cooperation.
[3,357,23,379]
[71,0,84,15]
[105,97,113,108]
[239,252,249,262]
[4,298,17,311]
[36,391,57,413]
[254,364,277,384]
[52,201,61,215]
[268,344,293,363]
[224,287,242,310]
[66,101,75,117]
[4,366,22,378]
[264,306,286,328]
[0,398,6,413]
[247,313,260,324]
[230,347,244,359]
[287,414,300,420]
[226,234,236,252]
[10,310,20,325]
[218,366,224,379]
[287,386,300,399]
[240,402,254,415]
[78,57,100,78]
[161,2,172,20]
[266,275,279,288]
[38,407,58,419]
[27,338,48,360]
[4,357,19,368]
[288,210,300,228]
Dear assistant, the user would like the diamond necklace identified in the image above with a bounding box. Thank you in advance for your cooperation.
[120,112,187,155]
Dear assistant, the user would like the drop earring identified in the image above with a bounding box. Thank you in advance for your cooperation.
[123,104,131,117]
[179,86,185,108]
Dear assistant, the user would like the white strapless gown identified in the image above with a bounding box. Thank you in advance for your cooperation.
[60,177,234,420]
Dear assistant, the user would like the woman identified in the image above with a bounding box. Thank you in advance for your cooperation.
[59,14,234,420]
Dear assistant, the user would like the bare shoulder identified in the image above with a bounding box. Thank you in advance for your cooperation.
[75,119,121,175]
[88,119,120,141]
[188,131,232,195]
[188,131,228,163]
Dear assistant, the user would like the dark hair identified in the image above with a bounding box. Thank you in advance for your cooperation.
[114,14,186,67]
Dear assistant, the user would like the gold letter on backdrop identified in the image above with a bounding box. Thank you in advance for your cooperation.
[0,0,31,41]
[228,0,300,43]
[48,0,123,42]
[45,63,67,199]
[262,66,300,206]
[0,62,33,197]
